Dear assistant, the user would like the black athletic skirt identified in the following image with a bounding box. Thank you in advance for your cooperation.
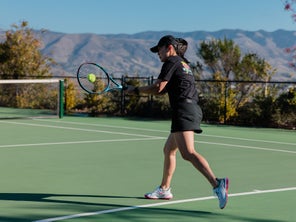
[171,99,203,134]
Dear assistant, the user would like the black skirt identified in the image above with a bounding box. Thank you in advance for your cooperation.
[171,99,203,134]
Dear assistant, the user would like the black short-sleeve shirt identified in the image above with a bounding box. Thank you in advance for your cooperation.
[157,56,198,109]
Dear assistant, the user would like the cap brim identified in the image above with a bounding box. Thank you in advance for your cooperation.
[150,45,158,53]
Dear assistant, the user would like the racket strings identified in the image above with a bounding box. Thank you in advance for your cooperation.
[77,63,109,93]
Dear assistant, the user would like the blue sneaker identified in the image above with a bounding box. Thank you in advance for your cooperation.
[213,178,229,209]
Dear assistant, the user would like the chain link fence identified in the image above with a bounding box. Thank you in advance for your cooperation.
[64,76,296,129]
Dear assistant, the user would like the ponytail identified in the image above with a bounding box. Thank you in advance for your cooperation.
[175,38,189,63]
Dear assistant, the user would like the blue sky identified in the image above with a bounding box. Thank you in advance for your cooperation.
[0,0,294,34]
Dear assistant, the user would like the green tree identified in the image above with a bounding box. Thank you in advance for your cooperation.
[234,54,276,107]
[0,21,54,79]
[83,79,113,115]
[0,21,56,109]
[198,38,241,78]
[123,77,141,115]
[273,87,296,128]
[197,38,275,123]
[64,78,79,113]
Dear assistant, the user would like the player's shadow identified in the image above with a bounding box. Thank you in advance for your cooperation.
[0,193,143,206]
[0,193,214,221]
[0,193,284,222]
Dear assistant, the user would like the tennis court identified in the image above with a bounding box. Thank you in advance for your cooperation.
[0,116,295,222]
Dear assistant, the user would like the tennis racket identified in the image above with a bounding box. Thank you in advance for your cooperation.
[77,62,124,94]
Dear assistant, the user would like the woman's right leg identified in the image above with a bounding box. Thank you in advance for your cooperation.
[160,133,178,190]
[144,133,178,199]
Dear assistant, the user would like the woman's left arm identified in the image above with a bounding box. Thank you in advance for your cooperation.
[126,79,168,95]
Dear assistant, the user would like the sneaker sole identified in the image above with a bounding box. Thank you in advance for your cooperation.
[221,177,229,209]
[144,194,173,200]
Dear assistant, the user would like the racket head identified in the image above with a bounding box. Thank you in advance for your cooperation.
[77,62,110,94]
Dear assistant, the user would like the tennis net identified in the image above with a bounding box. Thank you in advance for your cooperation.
[0,79,64,119]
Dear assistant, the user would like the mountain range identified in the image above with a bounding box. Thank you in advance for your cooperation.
[2,29,296,81]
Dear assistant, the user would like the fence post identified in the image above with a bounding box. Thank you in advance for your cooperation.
[120,75,125,115]
[149,76,154,109]
[223,81,228,124]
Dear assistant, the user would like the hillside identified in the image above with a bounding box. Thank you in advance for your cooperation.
[2,29,296,80]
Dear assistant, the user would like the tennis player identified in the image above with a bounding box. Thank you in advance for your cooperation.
[125,35,229,209]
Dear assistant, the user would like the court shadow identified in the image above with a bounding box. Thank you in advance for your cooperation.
[0,193,214,221]
[0,192,142,206]
[0,193,286,222]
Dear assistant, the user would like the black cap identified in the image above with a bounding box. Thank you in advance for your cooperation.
[150,35,178,53]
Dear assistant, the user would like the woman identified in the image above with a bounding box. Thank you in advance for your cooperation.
[125,35,229,209]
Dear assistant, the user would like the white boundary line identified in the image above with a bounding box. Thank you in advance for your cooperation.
[1,120,295,220]
[35,119,296,146]
[1,121,295,154]
[35,119,169,133]
[0,138,163,149]
[3,119,296,147]
[33,187,296,222]
[198,141,296,154]
[0,119,296,154]
[1,121,162,138]
[1,138,295,154]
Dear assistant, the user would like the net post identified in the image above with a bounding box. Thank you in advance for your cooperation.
[59,79,64,118]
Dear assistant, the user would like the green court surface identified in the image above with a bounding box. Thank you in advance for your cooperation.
[0,116,295,222]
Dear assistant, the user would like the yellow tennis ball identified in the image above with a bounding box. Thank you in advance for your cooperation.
[87,73,96,83]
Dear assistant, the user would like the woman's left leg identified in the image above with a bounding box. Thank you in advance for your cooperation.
[173,131,218,188]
